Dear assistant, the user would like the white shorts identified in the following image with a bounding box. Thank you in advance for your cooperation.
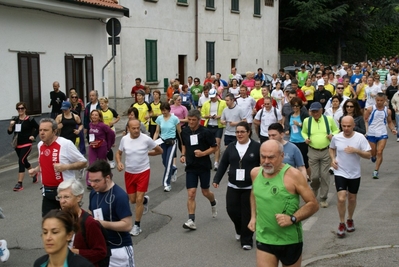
[109,246,135,267]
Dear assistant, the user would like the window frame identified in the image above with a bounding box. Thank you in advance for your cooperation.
[265,0,274,7]
[206,0,215,10]
[145,39,158,83]
[206,41,215,75]
[254,0,261,17]
[231,0,239,13]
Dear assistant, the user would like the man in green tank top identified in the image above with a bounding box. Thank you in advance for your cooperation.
[248,140,319,267]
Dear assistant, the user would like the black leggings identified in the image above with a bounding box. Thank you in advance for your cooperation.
[16,146,32,173]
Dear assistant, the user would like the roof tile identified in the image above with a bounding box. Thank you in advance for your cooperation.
[74,0,124,10]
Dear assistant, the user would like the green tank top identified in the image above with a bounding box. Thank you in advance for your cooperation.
[253,164,303,245]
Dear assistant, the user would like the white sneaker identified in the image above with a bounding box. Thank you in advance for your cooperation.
[171,167,177,182]
[183,219,196,230]
[235,234,241,241]
[242,245,252,250]
[214,162,219,171]
[397,138,399,142]
[143,195,150,215]
[211,199,218,218]
[0,240,10,262]
[109,161,116,169]
[164,185,171,192]
[130,225,142,236]
[0,207,4,219]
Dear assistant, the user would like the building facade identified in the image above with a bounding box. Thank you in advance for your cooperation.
[0,0,128,120]
[109,0,279,113]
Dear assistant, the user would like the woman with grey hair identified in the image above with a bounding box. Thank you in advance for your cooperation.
[57,180,107,267]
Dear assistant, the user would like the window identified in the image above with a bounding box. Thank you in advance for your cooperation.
[18,53,42,115]
[231,0,239,12]
[177,0,188,3]
[254,0,261,15]
[206,42,215,75]
[65,55,94,102]
[206,0,215,9]
[145,39,158,82]
[265,0,273,7]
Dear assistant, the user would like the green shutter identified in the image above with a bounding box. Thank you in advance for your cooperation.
[206,0,214,8]
[206,42,215,74]
[177,0,188,3]
[232,0,239,11]
[254,0,261,15]
[145,40,158,82]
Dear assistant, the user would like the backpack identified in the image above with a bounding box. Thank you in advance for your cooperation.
[307,115,330,139]
[80,211,112,267]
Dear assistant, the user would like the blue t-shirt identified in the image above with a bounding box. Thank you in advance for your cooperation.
[283,141,305,168]
[89,184,132,249]
[155,114,180,140]
[350,74,363,90]
[289,114,305,143]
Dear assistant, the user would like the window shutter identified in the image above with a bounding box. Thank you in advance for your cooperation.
[232,0,239,11]
[18,53,41,114]
[254,0,261,15]
[146,40,158,82]
[206,42,215,75]
[206,0,214,8]
[85,55,94,93]
[65,55,75,92]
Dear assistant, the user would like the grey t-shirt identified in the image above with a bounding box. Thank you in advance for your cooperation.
[221,105,246,136]
[283,141,305,168]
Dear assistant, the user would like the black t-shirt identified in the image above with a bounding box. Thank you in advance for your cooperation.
[181,125,217,172]
[50,91,67,113]
[386,85,398,108]
[314,89,332,109]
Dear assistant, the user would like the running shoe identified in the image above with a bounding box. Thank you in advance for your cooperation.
[171,166,178,182]
[214,162,219,171]
[164,185,171,192]
[13,183,23,192]
[346,219,355,232]
[211,199,218,218]
[372,170,379,179]
[130,225,142,236]
[242,245,252,250]
[235,234,241,241]
[32,174,38,184]
[0,240,9,262]
[371,156,376,163]
[109,161,116,169]
[320,201,328,208]
[143,195,150,215]
[337,223,346,238]
[183,219,196,230]
[0,207,4,219]
[397,138,399,142]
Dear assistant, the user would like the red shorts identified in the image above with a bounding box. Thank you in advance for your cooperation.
[124,169,150,194]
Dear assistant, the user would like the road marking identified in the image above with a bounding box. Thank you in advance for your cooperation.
[302,217,318,231]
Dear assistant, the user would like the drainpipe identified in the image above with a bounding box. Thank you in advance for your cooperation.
[195,0,198,61]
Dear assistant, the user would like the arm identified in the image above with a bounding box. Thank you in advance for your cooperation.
[153,124,160,140]
[115,150,124,172]
[56,114,63,129]
[354,116,366,135]
[275,168,319,227]
[329,147,338,170]
[247,167,260,232]
[387,109,398,135]
[297,166,307,181]
[148,145,163,156]
[212,146,231,187]
[100,216,132,232]
[363,107,371,133]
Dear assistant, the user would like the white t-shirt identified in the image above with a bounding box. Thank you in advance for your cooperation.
[236,96,256,123]
[255,107,282,136]
[198,95,210,108]
[118,133,157,174]
[271,89,284,110]
[90,102,98,113]
[330,132,371,178]
[208,101,219,126]
[229,87,240,98]
[365,85,382,108]
[235,139,251,159]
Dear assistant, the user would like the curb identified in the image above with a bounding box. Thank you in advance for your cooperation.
[302,245,399,266]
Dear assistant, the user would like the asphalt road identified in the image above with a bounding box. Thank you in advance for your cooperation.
[0,123,398,266]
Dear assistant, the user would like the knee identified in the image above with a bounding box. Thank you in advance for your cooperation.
[348,194,357,203]
[337,194,347,204]
[187,191,196,201]
[201,188,210,196]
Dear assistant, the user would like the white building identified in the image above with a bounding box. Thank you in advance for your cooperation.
[109,0,279,113]
[0,0,129,120]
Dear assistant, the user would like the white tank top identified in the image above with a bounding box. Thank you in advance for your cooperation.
[367,105,388,137]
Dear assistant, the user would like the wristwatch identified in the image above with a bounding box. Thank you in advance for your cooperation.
[290,215,297,224]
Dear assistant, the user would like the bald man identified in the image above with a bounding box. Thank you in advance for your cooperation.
[248,140,319,267]
[329,116,371,238]
[48,81,66,119]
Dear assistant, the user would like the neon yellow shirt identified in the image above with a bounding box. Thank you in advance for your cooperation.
[250,88,263,102]
[301,85,315,101]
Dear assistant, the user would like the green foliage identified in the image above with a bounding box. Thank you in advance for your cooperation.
[366,26,399,59]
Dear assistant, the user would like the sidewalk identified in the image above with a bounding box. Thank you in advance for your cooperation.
[0,114,129,170]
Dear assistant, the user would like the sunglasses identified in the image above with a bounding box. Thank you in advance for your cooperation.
[336,87,344,89]
[346,105,354,108]
[16,107,25,110]
[71,96,78,99]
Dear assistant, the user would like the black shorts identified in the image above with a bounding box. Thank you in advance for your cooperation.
[334,175,361,194]
[256,241,303,266]
[186,171,211,189]
[224,135,236,146]
[207,125,223,139]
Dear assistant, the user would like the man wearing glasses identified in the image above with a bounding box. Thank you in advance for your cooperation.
[324,82,350,110]
[88,160,135,267]
[190,77,203,108]
[301,102,339,208]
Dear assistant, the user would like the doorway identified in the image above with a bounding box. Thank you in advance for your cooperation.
[178,55,186,84]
